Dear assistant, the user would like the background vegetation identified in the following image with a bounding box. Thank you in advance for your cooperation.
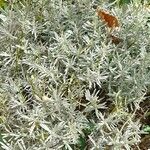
[0,0,150,149]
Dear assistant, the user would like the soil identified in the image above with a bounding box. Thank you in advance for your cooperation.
[134,96,150,150]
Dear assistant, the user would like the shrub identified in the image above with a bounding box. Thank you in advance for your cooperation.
[0,0,150,149]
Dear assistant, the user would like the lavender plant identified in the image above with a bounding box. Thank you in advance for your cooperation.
[0,0,150,149]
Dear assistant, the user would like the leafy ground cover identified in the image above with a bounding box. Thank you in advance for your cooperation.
[0,0,150,149]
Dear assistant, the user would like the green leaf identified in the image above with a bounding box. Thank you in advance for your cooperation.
[78,136,87,150]
[143,125,150,133]
[0,0,7,8]
[119,0,132,5]
[0,132,3,141]
[109,0,132,5]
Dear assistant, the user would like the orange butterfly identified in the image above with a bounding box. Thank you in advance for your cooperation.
[97,8,119,29]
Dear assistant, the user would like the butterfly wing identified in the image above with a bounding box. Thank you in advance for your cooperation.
[97,9,119,28]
